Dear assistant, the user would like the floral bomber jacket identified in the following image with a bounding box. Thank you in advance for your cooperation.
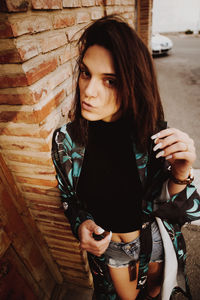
[51,121,200,300]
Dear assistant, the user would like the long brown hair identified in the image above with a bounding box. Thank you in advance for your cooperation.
[71,15,164,151]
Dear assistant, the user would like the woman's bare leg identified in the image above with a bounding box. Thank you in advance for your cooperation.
[146,262,163,298]
[109,261,163,299]
[108,263,140,300]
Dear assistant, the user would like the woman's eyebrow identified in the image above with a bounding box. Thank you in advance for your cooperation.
[103,73,116,77]
[80,61,88,69]
[81,60,116,77]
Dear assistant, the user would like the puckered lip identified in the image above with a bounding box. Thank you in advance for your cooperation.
[82,101,93,107]
[81,101,95,109]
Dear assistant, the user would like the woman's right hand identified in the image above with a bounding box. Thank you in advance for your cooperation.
[78,219,112,256]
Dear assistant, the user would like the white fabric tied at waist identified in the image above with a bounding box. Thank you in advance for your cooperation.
[156,217,178,300]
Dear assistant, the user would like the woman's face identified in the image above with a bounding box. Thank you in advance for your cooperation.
[79,45,121,122]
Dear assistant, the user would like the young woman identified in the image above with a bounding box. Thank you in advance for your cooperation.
[52,15,200,300]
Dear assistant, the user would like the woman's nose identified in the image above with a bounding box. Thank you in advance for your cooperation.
[85,78,98,98]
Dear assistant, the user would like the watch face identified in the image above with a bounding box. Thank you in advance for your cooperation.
[170,168,194,185]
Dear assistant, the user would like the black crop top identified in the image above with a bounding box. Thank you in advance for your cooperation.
[77,118,143,233]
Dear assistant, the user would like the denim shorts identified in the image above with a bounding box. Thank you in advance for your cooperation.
[104,221,164,268]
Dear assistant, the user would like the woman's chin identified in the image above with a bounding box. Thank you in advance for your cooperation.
[81,110,99,121]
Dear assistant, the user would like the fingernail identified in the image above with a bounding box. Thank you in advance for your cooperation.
[96,227,104,234]
[153,143,162,151]
[165,155,172,160]
[151,132,160,140]
[109,231,112,240]
[156,151,164,158]
[154,138,159,144]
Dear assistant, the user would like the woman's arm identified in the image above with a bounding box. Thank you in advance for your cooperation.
[51,126,94,238]
[51,126,111,254]
[152,128,200,224]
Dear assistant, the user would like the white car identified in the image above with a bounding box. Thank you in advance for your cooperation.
[151,33,173,55]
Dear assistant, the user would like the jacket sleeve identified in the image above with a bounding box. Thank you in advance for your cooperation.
[148,141,200,226]
[151,121,200,225]
[51,126,94,239]
[153,180,200,226]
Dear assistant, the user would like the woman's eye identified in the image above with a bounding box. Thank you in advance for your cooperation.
[104,78,116,88]
[80,68,90,79]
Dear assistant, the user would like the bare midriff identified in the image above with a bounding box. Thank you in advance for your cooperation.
[109,229,140,243]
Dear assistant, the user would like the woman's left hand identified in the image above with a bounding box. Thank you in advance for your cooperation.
[151,128,196,179]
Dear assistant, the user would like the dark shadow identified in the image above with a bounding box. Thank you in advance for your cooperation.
[152,52,170,59]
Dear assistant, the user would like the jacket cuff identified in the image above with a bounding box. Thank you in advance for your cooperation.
[72,211,94,240]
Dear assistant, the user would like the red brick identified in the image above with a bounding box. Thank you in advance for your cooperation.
[0,0,29,12]
[61,101,72,118]
[82,0,95,6]
[17,39,40,62]
[57,46,71,65]
[32,87,48,103]
[51,248,82,262]
[0,122,52,138]
[8,164,56,176]
[53,14,76,29]
[122,0,133,4]
[35,89,65,123]
[0,124,27,137]
[114,6,123,14]
[66,25,83,41]
[104,0,114,5]
[31,64,72,102]
[106,6,116,15]
[0,137,50,152]
[39,32,67,53]
[70,45,79,60]
[23,199,61,211]
[65,78,73,96]
[0,110,34,123]
[91,9,104,20]
[38,103,67,130]
[0,21,14,39]
[0,49,22,63]
[76,11,91,24]
[0,89,65,124]
[63,0,81,7]
[22,182,59,194]
[25,57,58,85]
[0,74,28,88]
[42,230,78,245]
[0,37,40,63]
[10,16,51,37]
[4,152,52,166]
[0,57,58,89]
[31,0,62,10]
[40,222,71,233]
[16,176,58,187]
[23,195,61,209]
[30,210,66,223]
[0,88,35,105]
[95,0,104,5]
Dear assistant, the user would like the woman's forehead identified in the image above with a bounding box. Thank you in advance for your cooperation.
[82,45,115,75]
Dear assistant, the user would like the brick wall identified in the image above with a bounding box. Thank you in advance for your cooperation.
[137,0,153,46]
[0,0,152,289]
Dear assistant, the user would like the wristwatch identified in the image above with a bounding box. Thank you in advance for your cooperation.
[170,167,194,185]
